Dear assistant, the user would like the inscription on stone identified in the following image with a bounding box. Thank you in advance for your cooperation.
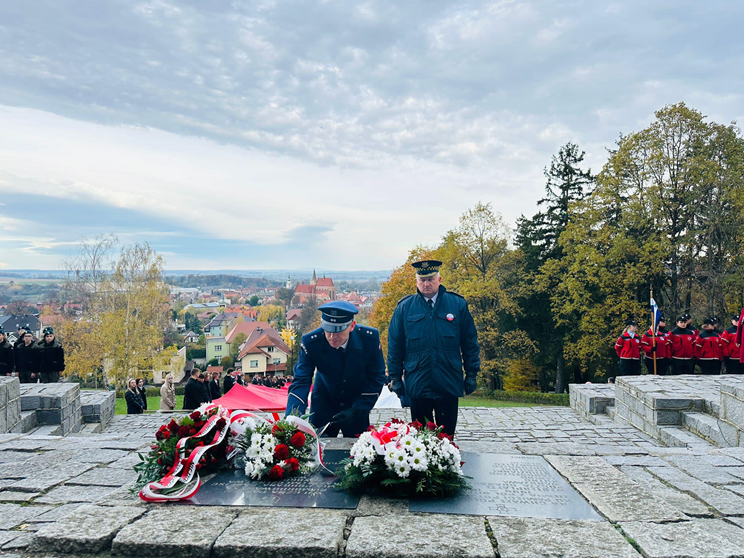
[188,449,359,509]
[409,453,601,520]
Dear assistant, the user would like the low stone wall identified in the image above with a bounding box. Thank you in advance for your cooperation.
[569,383,614,421]
[719,380,744,447]
[80,390,116,429]
[21,383,83,436]
[0,376,21,433]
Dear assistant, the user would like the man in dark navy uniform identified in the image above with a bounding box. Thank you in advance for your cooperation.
[387,260,480,436]
[285,301,385,437]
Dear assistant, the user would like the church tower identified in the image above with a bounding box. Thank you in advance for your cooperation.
[310,269,317,286]
[286,275,292,289]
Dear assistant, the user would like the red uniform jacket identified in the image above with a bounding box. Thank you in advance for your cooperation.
[694,330,724,360]
[671,327,696,360]
[615,332,641,360]
[641,328,672,359]
[722,325,740,360]
[737,307,744,361]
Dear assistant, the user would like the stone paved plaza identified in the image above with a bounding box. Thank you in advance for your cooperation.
[0,379,742,557]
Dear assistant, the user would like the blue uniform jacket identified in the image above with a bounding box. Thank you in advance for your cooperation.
[286,324,385,435]
[387,285,480,399]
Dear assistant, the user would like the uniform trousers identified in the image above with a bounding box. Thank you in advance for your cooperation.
[672,359,694,375]
[410,397,458,436]
[645,357,669,376]
[697,360,721,375]
[40,371,59,383]
[618,359,641,376]
[724,357,742,374]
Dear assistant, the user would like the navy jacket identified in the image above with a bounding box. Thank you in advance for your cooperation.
[183,378,204,410]
[286,325,385,435]
[387,285,480,399]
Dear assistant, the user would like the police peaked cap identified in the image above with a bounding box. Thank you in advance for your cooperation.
[411,259,442,277]
[319,301,358,333]
[625,318,637,326]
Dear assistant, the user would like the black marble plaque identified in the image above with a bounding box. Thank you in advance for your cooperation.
[409,453,601,520]
[188,450,359,509]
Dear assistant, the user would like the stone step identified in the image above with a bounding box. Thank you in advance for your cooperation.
[18,410,37,433]
[682,411,739,448]
[31,424,64,436]
[80,390,116,428]
[657,425,717,449]
[19,383,83,436]
[77,422,103,435]
[606,405,616,420]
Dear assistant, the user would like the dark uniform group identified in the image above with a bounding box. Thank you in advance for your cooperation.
[0,325,65,384]
[183,369,223,410]
[287,259,480,437]
[615,314,742,378]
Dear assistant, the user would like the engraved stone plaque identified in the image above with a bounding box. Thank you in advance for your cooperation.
[409,453,602,520]
[188,449,359,509]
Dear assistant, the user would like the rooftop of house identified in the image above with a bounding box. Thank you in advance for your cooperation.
[225,321,273,344]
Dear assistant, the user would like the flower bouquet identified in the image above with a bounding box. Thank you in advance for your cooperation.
[229,414,318,481]
[335,419,469,497]
[135,407,231,501]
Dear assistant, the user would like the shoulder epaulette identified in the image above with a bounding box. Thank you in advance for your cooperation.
[356,325,378,336]
[396,294,415,307]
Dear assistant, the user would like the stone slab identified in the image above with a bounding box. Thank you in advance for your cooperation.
[619,466,712,517]
[7,462,95,492]
[66,466,137,487]
[190,449,359,509]
[35,484,119,504]
[346,515,494,558]
[0,504,53,529]
[113,507,238,558]
[489,517,641,558]
[409,453,601,520]
[546,456,684,522]
[620,518,744,558]
[648,466,744,515]
[213,508,346,558]
[3,532,32,550]
[31,504,146,554]
[0,490,40,502]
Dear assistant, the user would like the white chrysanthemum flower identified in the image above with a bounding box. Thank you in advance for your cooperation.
[409,454,428,472]
[399,435,415,449]
[395,462,411,478]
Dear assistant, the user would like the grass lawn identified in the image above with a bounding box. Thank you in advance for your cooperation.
[115,395,185,414]
[460,396,541,408]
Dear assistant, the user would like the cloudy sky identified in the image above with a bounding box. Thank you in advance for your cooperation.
[1,1,743,271]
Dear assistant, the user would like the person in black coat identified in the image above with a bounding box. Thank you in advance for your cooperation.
[0,327,13,377]
[198,373,211,403]
[125,378,145,414]
[13,324,31,349]
[136,378,148,411]
[183,369,204,410]
[208,371,221,400]
[223,368,235,394]
[14,331,37,383]
[36,327,65,383]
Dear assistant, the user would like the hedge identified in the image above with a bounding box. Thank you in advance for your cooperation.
[473,390,570,406]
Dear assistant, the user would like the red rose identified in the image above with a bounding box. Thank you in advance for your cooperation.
[161,430,171,440]
[286,458,300,472]
[274,443,290,460]
[426,422,437,431]
[194,421,205,430]
[391,418,403,424]
[158,424,167,433]
[155,430,165,441]
[189,428,197,436]
[268,464,284,481]
[409,420,422,429]
[437,432,453,441]
[215,418,227,430]
[189,411,201,421]
[168,419,179,433]
[177,426,190,438]
[290,432,306,448]
[271,423,284,435]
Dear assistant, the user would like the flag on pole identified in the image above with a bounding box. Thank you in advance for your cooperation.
[650,297,662,330]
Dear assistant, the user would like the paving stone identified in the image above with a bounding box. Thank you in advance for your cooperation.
[517,442,597,456]
[545,456,684,522]
[31,504,146,554]
[346,515,494,558]
[648,466,744,515]
[107,453,142,469]
[0,504,53,529]
[0,490,40,502]
[67,448,129,464]
[602,455,668,467]
[94,485,144,507]
[663,455,743,484]
[353,495,409,517]
[7,462,95,492]
[113,507,238,558]
[213,509,346,558]
[66,467,137,487]
[0,532,22,548]
[34,503,84,522]
[35,484,119,504]
[620,519,744,558]
[489,517,640,558]
[0,451,34,463]
[3,532,32,550]
[619,466,712,517]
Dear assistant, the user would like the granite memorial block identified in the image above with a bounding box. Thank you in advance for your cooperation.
[189,449,360,509]
[409,453,602,520]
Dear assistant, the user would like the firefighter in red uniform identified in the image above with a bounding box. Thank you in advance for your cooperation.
[694,318,724,375]
[641,316,672,376]
[723,315,741,374]
[615,319,641,377]
[671,315,696,375]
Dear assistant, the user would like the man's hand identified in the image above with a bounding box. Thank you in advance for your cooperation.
[390,378,405,398]
[650,346,657,353]
[332,408,363,425]
[464,377,477,395]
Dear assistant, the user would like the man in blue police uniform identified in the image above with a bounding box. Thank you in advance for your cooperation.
[387,259,480,436]
[285,300,386,437]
